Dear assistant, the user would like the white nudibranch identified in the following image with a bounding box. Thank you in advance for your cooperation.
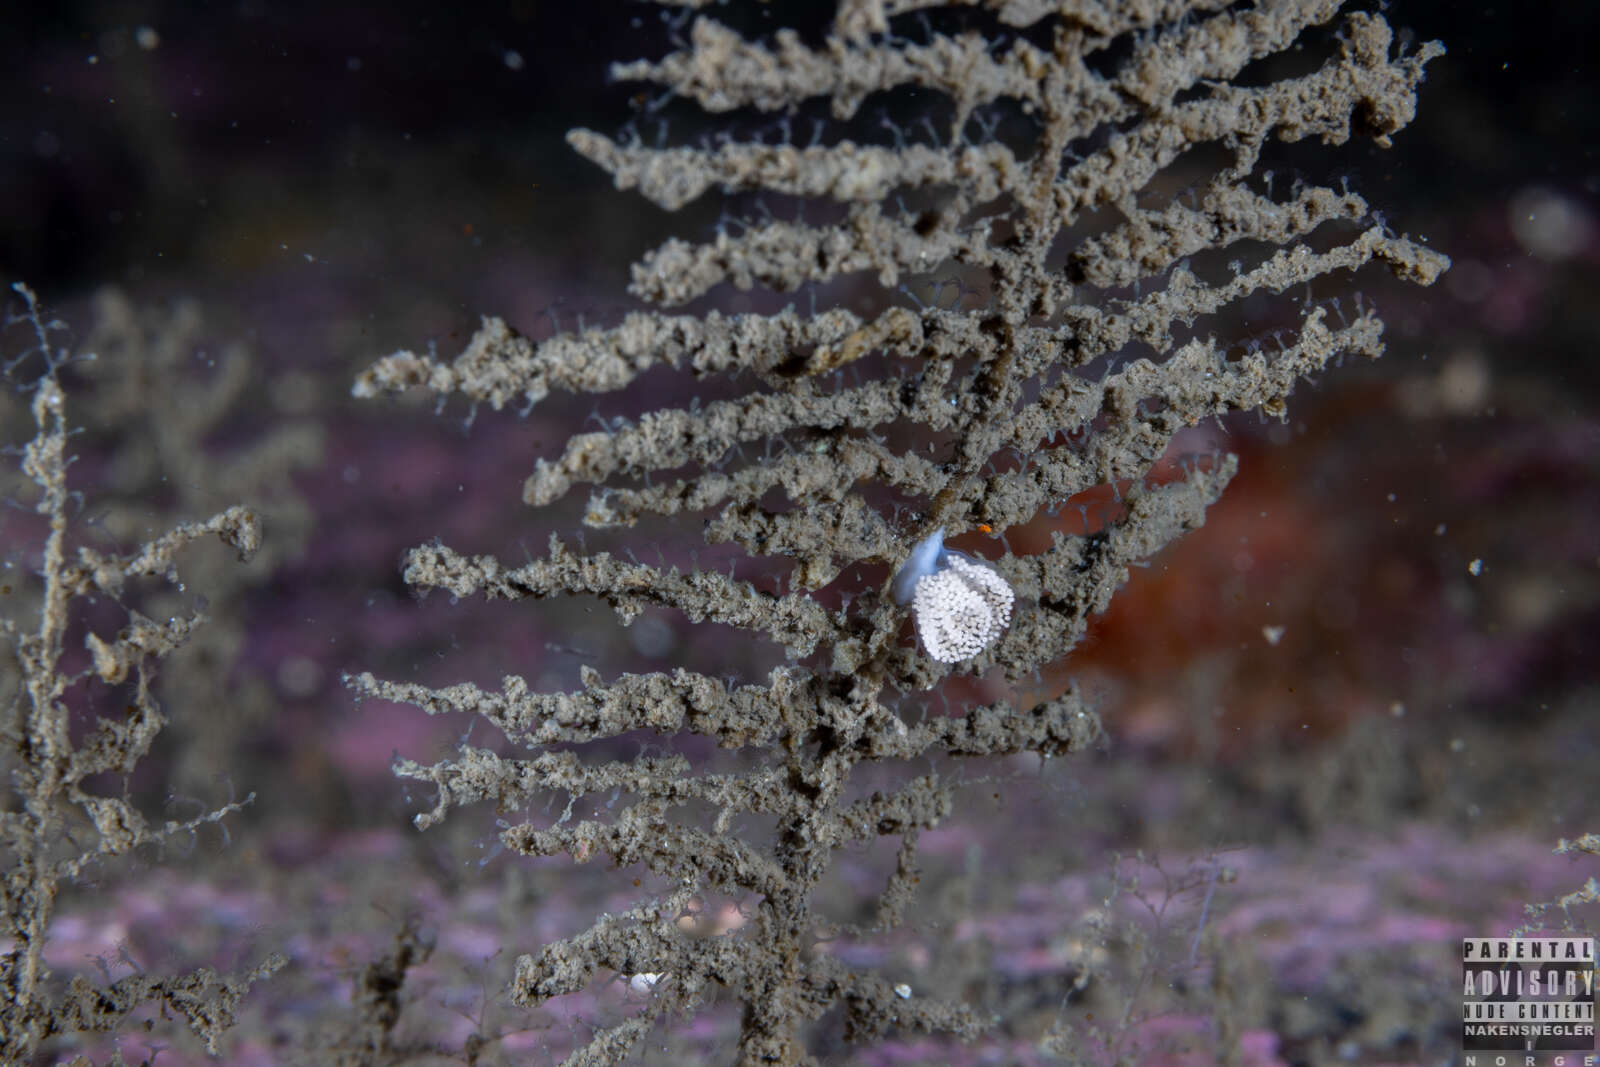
[891,528,1014,663]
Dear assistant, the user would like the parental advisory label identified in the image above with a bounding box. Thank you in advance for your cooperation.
[1463,938,1596,1054]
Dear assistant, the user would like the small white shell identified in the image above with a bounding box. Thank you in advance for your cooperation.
[892,528,1014,662]
[627,972,665,993]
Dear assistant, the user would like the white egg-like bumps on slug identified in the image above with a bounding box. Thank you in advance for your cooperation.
[892,528,1014,662]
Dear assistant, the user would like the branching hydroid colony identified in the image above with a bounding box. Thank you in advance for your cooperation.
[349,1,1447,1062]
[0,286,284,1061]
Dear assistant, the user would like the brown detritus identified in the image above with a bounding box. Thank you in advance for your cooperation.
[1515,833,1600,939]
[330,917,438,1065]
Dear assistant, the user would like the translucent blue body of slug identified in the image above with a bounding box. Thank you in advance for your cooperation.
[892,528,952,606]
